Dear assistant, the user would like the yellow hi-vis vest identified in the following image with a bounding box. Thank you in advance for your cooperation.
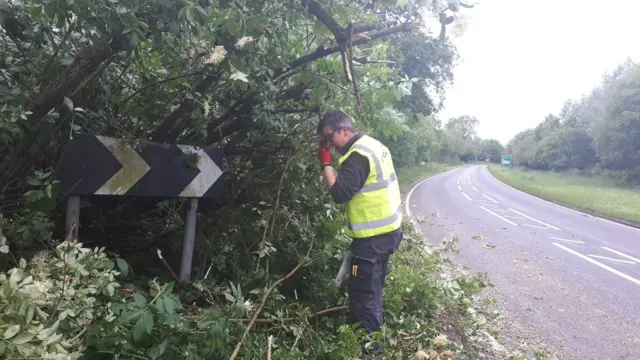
[337,135,402,238]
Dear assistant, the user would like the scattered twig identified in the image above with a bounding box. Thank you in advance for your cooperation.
[267,335,273,360]
[229,305,348,324]
[156,248,183,285]
[227,237,316,359]
[262,154,296,288]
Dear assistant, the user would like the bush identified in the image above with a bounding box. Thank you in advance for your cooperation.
[0,219,508,360]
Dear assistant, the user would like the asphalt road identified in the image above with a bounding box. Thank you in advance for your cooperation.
[406,165,640,360]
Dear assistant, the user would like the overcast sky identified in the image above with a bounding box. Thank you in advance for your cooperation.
[435,0,640,145]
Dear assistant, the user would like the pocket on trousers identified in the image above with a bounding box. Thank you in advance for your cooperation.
[349,255,376,294]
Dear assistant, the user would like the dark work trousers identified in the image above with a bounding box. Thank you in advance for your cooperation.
[347,227,403,338]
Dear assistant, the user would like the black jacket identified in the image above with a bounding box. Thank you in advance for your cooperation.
[330,133,370,204]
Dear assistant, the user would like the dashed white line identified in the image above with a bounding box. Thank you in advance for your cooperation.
[601,247,640,263]
[588,255,636,264]
[482,193,499,203]
[462,192,473,202]
[503,215,527,220]
[508,208,561,230]
[553,242,640,286]
[472,186,479,192]
[481,206,518,225]
[549,236,585,244]
[521,224,550,229]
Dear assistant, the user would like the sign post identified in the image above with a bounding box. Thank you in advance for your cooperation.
[60,134,225,281]
[501,154,513,166]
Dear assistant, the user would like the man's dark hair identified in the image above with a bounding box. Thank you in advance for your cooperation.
[317,109,357,135]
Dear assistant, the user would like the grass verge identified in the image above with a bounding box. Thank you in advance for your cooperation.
[488,165,640,225]
[397,163,459,192]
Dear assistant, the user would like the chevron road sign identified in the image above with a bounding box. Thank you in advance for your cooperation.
[60,134,224,199]
[60,134,225,281]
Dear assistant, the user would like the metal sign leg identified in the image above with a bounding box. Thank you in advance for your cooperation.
[180,198,199,281]
[65,196,80,241]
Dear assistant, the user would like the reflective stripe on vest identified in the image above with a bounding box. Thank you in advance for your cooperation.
[343,205,402,231]
[353,143,397,193]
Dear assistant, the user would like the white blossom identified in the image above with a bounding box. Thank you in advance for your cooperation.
[204,45,227,65]
[235,36,254,49]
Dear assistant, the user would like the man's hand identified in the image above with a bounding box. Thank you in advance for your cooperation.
[318,143,332,166]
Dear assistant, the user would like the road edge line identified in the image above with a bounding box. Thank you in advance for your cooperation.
[404,167,462,217]
[484,165,640,233]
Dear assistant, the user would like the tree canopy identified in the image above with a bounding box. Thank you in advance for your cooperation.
[505,58,640,182]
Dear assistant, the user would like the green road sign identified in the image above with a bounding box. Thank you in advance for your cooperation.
[501,155,512,165]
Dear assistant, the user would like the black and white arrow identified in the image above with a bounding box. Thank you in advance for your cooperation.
[94,136,151,195]
[177,144,223,197]
[60,134,225,200]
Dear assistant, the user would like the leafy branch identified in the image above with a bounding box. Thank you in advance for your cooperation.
[228,235,316,359]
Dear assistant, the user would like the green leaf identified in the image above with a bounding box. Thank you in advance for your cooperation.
[133,311,153,342]
[12,331,35,345]
[133,293,147,308]
[186,7,195,23]
[26,305,35,324]
[4,325,20,339]
[10,268,24,282]
[149,338,168,359]
[156,297,165,313]
[0,245,8,253]
[195,6,207,16]
[0,341,6,355]
[164,282,175,296]
[19,258,26,269]
[116,258,129,277]
[63,97,73,111]
[106,283,115,297]
[133,316,145,342]
[164,297,175,314]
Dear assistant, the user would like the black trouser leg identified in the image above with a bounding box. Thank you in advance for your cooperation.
[348,253,381,334]
[347,229,403,356]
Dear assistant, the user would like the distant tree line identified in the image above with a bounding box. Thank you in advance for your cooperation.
[506,58,640,183]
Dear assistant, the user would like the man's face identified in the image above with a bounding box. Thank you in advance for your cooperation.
[321,126,350,150]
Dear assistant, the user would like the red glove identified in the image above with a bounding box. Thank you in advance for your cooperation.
[318,143,332,165]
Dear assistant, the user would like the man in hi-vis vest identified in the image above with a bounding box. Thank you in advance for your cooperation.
[317,109,403,356]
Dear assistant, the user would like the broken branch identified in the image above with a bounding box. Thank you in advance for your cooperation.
[227,237,315,359]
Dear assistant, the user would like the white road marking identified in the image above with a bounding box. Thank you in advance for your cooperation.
[457,185,461,191]
[549,236,585,244]
[462,192,473,202]
[405,168,460,216]
[508,208,561,230]
[503,215,527,220]
[521,224,550,230]
[553,242,640,286]
[472,186,479,192]
[481,206,518,225]
[482,193,499,203]
[601,247,640,263]
[476,201,499,206]
[588,255,636,264]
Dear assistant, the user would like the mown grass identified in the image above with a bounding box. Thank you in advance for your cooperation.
[489,165,640,224]
[397,163,459,192]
